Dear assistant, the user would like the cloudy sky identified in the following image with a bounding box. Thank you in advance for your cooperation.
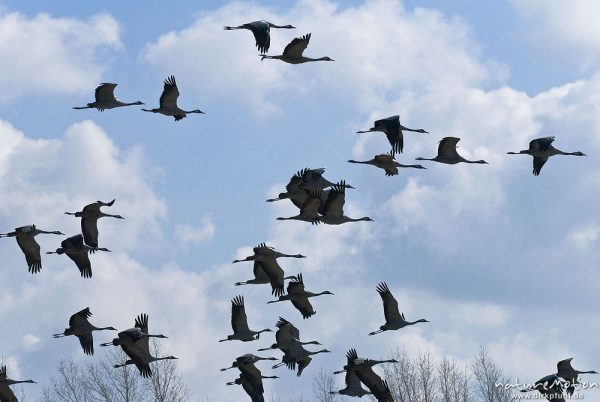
[1,0,599,400]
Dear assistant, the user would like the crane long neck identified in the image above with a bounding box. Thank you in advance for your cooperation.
[347,160,369,164]
[400,126,422,132]
[92,326,116,332]
[8,380,35,384]
[150,356,176,363]
[415,157,434,161]
[304,57,331,62]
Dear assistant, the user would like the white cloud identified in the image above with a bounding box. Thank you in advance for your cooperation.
[514,0,600,63]
[174,216,216,248]
[0,11,122,100]
[22,334,40,350]
[568,224,599,248]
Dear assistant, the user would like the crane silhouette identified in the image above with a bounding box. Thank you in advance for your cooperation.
[0,365,36,402]
[257,317,322,352]
[73,83,143,111]
[112,314,176,378]
[142,75,204,121]
[220,354,278,372]
[233,244,298,296]
[65,199,124,248]
[46,234,110,278]
[52,307,117,355]
[357,115,428,154]
[226,362,278,402]
[261,33,334,64]
[507,136,586,175]
[416,137,488,165]
[348,150,426,176]
[333,348,396,401]
[369,282,429,335]
[219,296,272,342]
[224,20,295,53]
[318,180,374,225]
[556,358,597,396]
[0,225,64,273]
[267,274,333,319]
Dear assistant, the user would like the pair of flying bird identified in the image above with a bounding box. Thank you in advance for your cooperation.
[1,199,123,278]
[225,20,334,64]
[74,75,204,121]
[268,168,373,224]
[52,308,174,378]
[232,243,332,319]
[221,354,279,402]
[332,348,397,401]
[257,317,330,377]
[222,317,328,390]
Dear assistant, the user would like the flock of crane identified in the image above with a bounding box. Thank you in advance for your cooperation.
[0,15,595,402]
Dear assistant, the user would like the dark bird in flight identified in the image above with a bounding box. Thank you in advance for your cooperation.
[348,150,426,176]
[276,190,324,224]
[507,136,586,176]
[317,180,374,225]
[0,365,36,402]
[369,282,429,336]
[224,20,295,53]
[100,314,168,349]
[220,354,278,372]
[52,307,117,355]
[333,348,396,402]
[257,317,322,353]
[357,115,428,154]
[219,296,272,342]
[261,33,334,64]
[112,314,177,378]
[142,75,205,121]
[314,180,373,225]
[520,373,566,402]
[65,199,124,248]
[267,274,334,319]
[46,234,110,278]
[233,242,305,263]
[556,358,597,396]
[0,225,64,273]
[232,243,298,296]
[267,167,353,205]
[416,137,488,165]
[73,83,144,111]
[226,362,278,402]
[330,348,372,398]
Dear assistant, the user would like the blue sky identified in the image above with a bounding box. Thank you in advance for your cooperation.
[0,0,599,400]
